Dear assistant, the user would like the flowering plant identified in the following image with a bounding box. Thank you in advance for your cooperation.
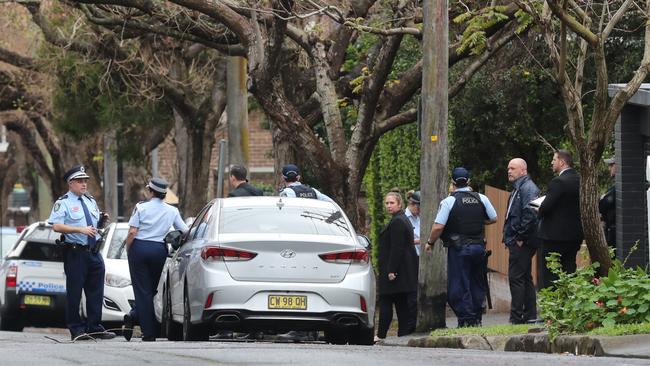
[538,249,650,338]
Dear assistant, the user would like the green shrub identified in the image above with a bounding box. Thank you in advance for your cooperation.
[538,251,650,339]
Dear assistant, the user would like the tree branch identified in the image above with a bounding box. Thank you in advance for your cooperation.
[0,47,37,71]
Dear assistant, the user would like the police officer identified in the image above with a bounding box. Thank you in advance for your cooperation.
[49,165,116,341]
[123,178,188,342]
[279,164,333,202]
[425,167,497,327]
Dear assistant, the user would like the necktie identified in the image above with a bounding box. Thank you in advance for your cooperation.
[78,197,97,248]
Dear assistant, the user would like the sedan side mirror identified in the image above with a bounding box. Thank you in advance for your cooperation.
[165,230,184,251]
[357,234,371,250]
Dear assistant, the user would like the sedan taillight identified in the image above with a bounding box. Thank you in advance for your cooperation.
[201,246,257,262]
[6,264,17,288]
[319,249,369,264]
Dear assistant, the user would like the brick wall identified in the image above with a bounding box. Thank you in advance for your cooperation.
[615,105,649,268]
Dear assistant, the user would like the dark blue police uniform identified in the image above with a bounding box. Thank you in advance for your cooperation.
[434,168,497,327]
[126,178,188,341]
[48,165,114,340]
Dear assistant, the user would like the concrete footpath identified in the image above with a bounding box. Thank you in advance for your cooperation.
[380,312,650,359]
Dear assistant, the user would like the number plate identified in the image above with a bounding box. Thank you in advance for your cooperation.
[23,295,51,306]
[268,295,307,310]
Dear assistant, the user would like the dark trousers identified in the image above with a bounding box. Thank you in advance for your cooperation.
[64,248,105,335]
[540,240,580,289]
[377,293,411,338]
[447,243,486,326]
[507,244,537,323]
[128,239,167,338]
[406,290,417,333]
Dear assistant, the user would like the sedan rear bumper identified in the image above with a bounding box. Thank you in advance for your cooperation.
[202,308,370,332]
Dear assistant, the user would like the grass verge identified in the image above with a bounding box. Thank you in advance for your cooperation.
[430,324,532,337]
[428,322,650,337]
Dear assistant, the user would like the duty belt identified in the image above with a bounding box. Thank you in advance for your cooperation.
[62,242,92,252]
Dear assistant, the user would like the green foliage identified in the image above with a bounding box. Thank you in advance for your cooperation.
[49,50,172,162]
[538,251,650,340]
[450,62,566,190]
[363,124,420,264]
[453,7,519,56]
[588,322,650,336]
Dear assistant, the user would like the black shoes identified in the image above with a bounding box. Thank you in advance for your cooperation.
[123,314,134,341]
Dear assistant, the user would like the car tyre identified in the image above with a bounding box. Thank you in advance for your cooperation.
[349,326,374,346]
[182,291,208,341]
[0,311,24,332]
[163,286,182,341]
[324,328,347,345]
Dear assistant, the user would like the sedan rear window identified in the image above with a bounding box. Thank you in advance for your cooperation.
[18,242,64,262]
[219,206,351,236]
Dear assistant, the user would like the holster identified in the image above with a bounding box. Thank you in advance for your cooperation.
[442,234,464,248]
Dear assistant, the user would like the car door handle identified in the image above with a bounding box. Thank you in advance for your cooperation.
[176,253,190,261]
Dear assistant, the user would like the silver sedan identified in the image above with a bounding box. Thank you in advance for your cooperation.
[156,197,375,344]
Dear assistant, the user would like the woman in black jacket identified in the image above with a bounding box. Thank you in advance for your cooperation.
[375,191,419,342]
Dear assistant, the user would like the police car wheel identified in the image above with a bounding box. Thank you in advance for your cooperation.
[0,310,23,332]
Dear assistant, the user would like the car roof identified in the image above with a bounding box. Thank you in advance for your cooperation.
[219,196,337,209]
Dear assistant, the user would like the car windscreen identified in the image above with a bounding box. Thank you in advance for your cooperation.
[17,241,64,262]
[219,206,351,236]
[107,227,129,259]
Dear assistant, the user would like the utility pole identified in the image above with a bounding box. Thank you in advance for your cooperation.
[227,56,249,167]
[417,0,449,330]
[103,133,118,222]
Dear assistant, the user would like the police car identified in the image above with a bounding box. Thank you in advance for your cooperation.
[0,222,66,331]
[80,222,134,326]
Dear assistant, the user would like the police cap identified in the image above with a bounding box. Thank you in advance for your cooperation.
[147,177,168,194]
[452,167,470,186]
[63,165,90,182]
[282,164,300,179]
[409,190,421,204]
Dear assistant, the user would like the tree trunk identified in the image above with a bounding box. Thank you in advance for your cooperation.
[579,155,613,276]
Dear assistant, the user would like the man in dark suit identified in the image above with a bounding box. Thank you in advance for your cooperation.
[228,165,263,197]
[537,150,583,288]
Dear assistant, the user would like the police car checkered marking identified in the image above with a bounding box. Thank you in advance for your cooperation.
[17,281,66,293]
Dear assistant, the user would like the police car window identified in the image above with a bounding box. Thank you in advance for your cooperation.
[219,206,351,236]
[18,242,64,262]
[108,227,129,259]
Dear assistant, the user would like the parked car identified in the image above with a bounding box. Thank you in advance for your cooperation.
[0,222,65,331]
[81,222,134,327]
[154,197,376,345]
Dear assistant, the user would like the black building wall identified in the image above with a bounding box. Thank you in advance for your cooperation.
[615,105,649,269]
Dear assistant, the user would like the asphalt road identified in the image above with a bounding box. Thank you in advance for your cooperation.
[1,330,649,366]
